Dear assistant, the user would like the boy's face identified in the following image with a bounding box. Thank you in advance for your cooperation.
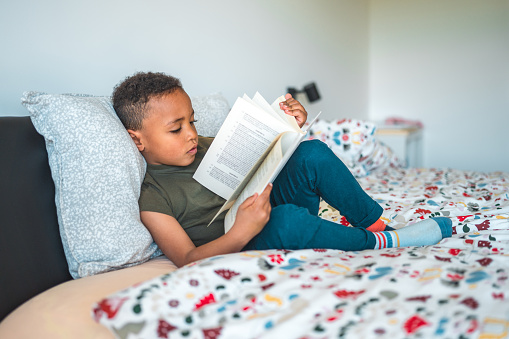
[129,89,198,166]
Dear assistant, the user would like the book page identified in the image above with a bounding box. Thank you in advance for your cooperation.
[193,97,297,200]
[222,111,322,232]
[208,132,284,226]
[251,92,287,125]
[222,130,310,232]
[251,92,302,132]
[242,92,286,123]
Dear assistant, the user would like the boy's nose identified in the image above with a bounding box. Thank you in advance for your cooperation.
[187,126,198,139]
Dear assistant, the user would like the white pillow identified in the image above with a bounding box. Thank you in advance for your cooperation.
[307,119,377,167]
[21,92,161,279]
[306,118,403,177]
[191,92,230,137]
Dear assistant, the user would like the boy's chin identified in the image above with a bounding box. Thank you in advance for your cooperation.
[176,154,196,167]
[147,155,195,167]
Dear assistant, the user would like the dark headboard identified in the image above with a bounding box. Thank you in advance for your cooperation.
[0,116,72,320]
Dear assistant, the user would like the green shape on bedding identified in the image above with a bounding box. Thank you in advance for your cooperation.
[112,321,146,339]
[380,290,398,300]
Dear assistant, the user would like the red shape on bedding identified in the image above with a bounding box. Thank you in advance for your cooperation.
[333,289,366,300]
[313,248,327,252]
[448,249,462,255]
[340,216,350,226]
[406,295,431,302]
[461,297,479,310]
[457,215,473,222]
[467,318,479,334]
[194,293,216,310]
[415,208,431,216]
[92,296,128,321]
[424,187,438,199]
[446,273,464,281]
[404,315,429,334]
[157,319,177,338]
[475,220,490,231]
[492,292,504,299]
[478,240,492,248]
[268,254,284,264]
[261,282,275,290]
[203,327,223,339]
[477,257,493,266]
[214,269,240,280]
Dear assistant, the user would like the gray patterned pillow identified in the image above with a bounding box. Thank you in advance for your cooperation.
[192,92,230,137]
[21,92,161,279]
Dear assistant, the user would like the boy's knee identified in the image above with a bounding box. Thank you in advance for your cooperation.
[293,139,337,165]
[297,139,329,154]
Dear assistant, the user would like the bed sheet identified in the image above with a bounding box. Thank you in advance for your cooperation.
[94,168,509,338]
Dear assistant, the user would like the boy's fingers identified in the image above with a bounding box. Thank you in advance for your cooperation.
[284,109,301,116]
[280,97,300,108]
[280,102,302,113]
[242,193,258,207]
[260,183,273,199]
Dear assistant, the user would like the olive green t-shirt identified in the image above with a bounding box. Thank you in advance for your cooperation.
[139,137,226,247]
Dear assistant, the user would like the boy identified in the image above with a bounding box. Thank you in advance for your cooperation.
[113,72,452,268]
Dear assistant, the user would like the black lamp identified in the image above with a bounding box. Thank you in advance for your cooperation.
[287,82,321,102]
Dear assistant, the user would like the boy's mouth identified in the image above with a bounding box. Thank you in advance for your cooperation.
[188,145,198,155]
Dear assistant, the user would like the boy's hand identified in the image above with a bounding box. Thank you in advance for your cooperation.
[279,93,308,128]
[231,184,273,241]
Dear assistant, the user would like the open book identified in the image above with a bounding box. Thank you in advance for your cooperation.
[193,92,320,233]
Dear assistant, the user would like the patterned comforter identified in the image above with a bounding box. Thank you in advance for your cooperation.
[94,167,509,338]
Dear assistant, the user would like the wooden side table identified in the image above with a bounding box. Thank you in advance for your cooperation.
[375,126,423,168]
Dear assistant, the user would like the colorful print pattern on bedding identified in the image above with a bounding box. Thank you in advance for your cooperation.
[93,168,509,339]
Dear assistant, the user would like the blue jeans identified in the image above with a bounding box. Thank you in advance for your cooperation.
[243,139,380,251]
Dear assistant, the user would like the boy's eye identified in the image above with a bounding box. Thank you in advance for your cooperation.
[170,120,197,133]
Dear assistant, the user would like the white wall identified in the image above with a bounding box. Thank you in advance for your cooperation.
[370,0,509,172]
[0,0,370,121]
[2,1,507,172]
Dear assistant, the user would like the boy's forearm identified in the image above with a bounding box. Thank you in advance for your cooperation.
[181,230,251,267]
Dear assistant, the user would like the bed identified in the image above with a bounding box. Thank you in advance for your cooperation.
[93,142,509,337]
[6,92,508,338]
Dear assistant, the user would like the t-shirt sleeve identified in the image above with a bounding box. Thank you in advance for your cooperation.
[139,181,176,218]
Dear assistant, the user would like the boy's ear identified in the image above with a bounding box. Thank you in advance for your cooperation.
[127,129,145,152]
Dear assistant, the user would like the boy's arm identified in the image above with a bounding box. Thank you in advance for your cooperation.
[141,184,272,268]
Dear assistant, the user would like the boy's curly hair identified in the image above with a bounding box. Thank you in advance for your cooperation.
[112,72,183,130]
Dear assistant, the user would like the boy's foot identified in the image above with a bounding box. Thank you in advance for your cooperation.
[373,217,452,249]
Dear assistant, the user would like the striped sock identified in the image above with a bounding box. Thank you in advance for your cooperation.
[373,217,452,249]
